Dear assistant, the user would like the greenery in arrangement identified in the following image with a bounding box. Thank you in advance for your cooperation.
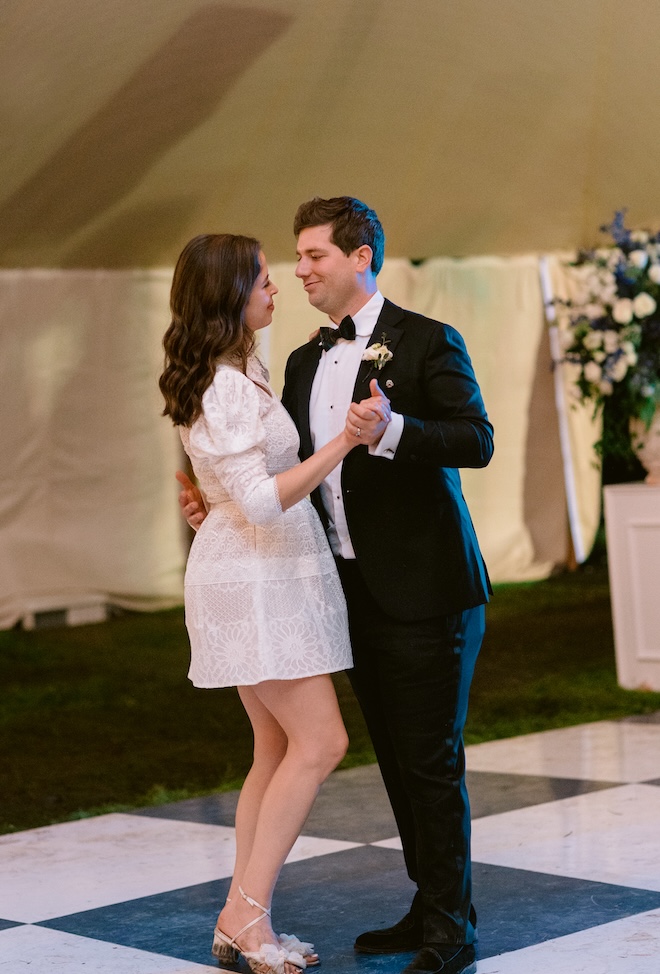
[2,558,660,835]
[557,211,660,464]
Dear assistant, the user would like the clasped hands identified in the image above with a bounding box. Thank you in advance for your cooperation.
[345,378,392,445]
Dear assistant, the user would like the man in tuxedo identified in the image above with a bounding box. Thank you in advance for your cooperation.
[180,197,493,974]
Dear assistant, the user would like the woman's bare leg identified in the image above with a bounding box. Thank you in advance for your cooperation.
[226,688,288,903]
[217,674,348,964]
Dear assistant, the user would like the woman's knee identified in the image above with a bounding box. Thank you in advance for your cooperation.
[302,725,349,779]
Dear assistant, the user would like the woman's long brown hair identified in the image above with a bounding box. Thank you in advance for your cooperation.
[159,233,261,426]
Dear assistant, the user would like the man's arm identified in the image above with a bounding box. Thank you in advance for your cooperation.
[388,323,493,469]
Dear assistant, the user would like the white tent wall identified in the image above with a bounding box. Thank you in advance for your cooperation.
[0,257,586,629]
[0,270,185,629]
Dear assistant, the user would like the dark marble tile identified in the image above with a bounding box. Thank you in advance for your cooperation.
[472,861,660,958]
[136,764,620,843]
[40,846,415,972]
[0,919,20,931]
[467,769,619,819]
[301,765,397,842]
[135,790,239,827]
[136,764,399,843]
[40,841,660,971]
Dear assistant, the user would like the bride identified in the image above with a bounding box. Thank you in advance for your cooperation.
[159,233,390,974]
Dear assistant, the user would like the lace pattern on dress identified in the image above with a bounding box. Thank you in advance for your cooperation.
[179,356,352,688]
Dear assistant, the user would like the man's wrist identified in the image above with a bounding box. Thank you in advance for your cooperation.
[369,412,404,459]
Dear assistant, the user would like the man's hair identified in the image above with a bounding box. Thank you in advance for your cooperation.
[293,196,385,275]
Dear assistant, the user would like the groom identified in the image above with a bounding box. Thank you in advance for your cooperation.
[182,197,493,974]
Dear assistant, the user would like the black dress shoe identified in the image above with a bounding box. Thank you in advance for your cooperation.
[401,943,476,974]
[353,908,424,954]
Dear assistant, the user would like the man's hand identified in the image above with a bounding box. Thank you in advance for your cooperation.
[176,470,208,530]
[346,379,392,446]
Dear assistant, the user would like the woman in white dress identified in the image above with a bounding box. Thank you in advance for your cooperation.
[159,234,389,974]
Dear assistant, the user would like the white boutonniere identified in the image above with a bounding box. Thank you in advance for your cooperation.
[362,334,393,372]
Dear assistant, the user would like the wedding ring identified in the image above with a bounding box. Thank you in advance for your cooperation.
[355,427,362,437]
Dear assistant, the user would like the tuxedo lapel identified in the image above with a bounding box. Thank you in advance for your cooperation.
[352,299,406,400]
[296,340,323,457]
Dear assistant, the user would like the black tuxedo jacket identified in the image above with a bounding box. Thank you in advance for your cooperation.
[281,299,494,621]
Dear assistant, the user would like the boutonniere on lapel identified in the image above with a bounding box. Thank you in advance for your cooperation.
[361,333,393,379]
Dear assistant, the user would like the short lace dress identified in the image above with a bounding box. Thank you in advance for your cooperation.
[179,356,352,688]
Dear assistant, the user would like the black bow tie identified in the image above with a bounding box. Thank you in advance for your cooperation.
[319,316,356,352]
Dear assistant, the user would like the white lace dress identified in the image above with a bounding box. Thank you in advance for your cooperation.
[179,356,352,688]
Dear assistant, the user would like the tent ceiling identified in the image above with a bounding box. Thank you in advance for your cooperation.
[3,0,660,268]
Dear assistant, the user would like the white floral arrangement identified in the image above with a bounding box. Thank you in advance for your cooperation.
[362,334,393,371]
[557,211,660,459]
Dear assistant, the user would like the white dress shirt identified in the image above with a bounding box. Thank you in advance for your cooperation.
[309,290,404,558]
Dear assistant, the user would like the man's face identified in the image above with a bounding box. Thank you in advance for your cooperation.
[295,223,364,321]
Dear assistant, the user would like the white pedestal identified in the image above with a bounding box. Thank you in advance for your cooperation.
[604,482,660,690]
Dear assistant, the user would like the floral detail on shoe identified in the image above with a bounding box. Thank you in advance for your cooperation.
[279,933,318,965]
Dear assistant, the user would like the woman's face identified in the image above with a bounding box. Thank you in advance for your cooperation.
[244,251,278,331]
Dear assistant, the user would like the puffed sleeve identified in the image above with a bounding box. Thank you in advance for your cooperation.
[188,369,282,525]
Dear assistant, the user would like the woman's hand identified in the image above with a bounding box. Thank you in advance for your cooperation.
[176,470,208,530]
[345,379,392,446]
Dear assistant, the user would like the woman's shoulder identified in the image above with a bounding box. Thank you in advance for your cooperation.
[208,361,254,393]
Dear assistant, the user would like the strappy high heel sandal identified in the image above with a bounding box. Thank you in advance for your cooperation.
[213,899,319,967]
[212,886,307,974]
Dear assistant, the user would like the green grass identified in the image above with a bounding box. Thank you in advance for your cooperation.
[1,559,659,835]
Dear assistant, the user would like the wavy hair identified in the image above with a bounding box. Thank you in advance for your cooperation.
[159,234,261,426]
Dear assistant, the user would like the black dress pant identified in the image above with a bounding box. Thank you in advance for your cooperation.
[336,557,484,946]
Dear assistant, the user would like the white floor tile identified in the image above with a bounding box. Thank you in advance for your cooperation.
[0,925,219,973]
[466,721,660,783]
[0,813,360,923]
[371,836,402,850]
[476,908,660,973]
[471,784,660,890]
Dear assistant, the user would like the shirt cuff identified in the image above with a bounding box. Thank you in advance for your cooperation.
[369,412,404,460]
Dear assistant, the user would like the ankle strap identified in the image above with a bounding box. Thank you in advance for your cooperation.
[239,885,271,917]
[226,886,272,949]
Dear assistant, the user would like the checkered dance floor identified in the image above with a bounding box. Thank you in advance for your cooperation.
[2,717,660,973]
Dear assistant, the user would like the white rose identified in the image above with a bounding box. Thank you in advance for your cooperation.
[629,249,649,269]
[583,330,603,350]
[585,303,605,320]
[601,285,618,305]
[584,361,602,383]
[599,379,614,396]
[612,298,633,324]
[593,350,607,363]
[633,292,657,318]
[603,330,620,353]
[362,343,383,361]
[648,264,660,284]
[631,230,649,244]
[609,357,628,382]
